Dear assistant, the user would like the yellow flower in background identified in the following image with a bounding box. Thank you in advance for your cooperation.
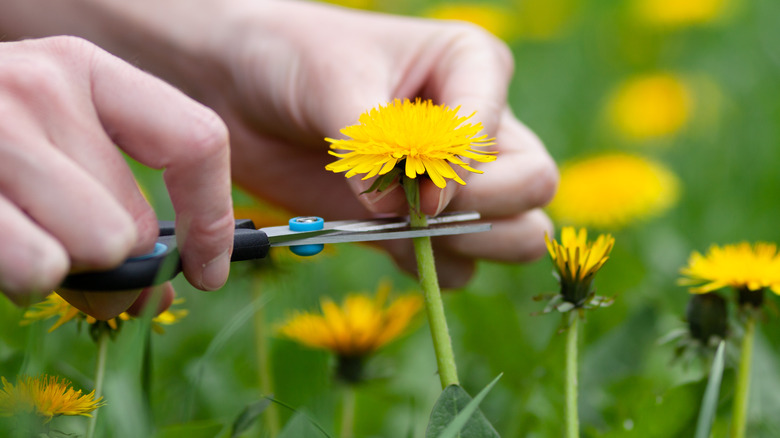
[21,292,186,334]
[633,0,729,27]
[277,281,422,357]
[607,73,692,141]
[548,153,679,229]
[149,299,189,334]
[21,293,130,332]
[680,242,780,294]
[424,3,516,41]
[0,375,104,422]
[546,227,615,307]
[325,98,496,189]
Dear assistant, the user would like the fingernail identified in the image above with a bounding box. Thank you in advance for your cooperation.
[434,185,455,216]
[201,249,230,290]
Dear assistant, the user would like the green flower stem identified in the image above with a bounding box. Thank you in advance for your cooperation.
[86,328,109,438]
[565,314,580,438]
[730,312,756,438]
[404,177,459,389]
[341,385,356,438]
[252,274,280,437]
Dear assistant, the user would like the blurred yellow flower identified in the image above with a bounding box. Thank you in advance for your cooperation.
[424,3,516,41]
[21,293,130,332]
[607,73,692,141]
[633,0,729,27]
[277,281,422,357]
[0,375,104,422]
[21,292,186,334]
[680,242,780,294]
[548,153,679,229]
[325,98,496,189]
[546,227,614,307]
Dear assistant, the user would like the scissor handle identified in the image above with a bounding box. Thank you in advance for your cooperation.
[59,220,271,291]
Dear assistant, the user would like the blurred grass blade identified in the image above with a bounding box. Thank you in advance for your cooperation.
[230,398,272,438]
[695,341,726,438]
[265,396,332,438]
[426,374,502,438]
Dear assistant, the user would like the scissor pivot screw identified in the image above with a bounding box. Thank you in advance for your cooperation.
[288,216,325,257]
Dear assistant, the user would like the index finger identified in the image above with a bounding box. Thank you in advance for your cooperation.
[88,47,234,291]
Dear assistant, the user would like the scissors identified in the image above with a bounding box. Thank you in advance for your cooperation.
[61,211,490,291]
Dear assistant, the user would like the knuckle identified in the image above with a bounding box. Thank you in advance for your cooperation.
[183,108,230,161]
[447,23,514,75]
[82,217,138,269]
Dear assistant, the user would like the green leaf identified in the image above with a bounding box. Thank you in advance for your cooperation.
[694,340,726,438]
[361,168,401,194]
[230,398,272,438]
[425,375,502,438]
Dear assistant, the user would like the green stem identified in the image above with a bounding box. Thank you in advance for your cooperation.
[252,275,280,437]
[340,385,356,438]
[86,328,110,438]
[404,177,459,389]
[730,313,756,438]
[565,314,579,438]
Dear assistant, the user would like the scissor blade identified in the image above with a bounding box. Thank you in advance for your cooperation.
[263,211,485,245]
[269,222,491,247]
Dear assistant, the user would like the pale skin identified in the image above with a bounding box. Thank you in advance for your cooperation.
[0,0,558,319]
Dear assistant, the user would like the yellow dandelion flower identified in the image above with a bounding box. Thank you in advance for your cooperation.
[0,375,104,422]
[607,73,693,140]
[680,242,780,294]
[21,293,129,332]
[424,3,516,41]
[633,0,729,27]
[150,300,188,335]
[546,227,615,307]
[325,98,496,189]
[548,153,679,229]
[277,282,422,357]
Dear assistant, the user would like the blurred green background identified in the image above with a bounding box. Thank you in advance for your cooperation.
[3,0,780,436]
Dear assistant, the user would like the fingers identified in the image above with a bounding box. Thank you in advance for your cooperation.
[441,209,554,262]
[0,194,68,305]
[446,110,559,216]
[88,41,234,290]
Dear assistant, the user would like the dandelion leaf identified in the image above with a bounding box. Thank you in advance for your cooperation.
[425,375,502,438]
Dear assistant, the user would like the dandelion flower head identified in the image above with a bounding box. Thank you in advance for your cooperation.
[546,227,615,305]
[607,73,692,140]
[0,375,104,422]
[21,293,130,332]
[547,153,679,230]
[680,242,780,294]
[277,282,422,357]
[325,98,496,189]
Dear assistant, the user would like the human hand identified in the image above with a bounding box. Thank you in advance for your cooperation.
[192,1,558,286]
[0,37,234,317]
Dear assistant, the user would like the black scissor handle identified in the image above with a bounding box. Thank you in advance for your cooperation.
[60,220,271,291]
